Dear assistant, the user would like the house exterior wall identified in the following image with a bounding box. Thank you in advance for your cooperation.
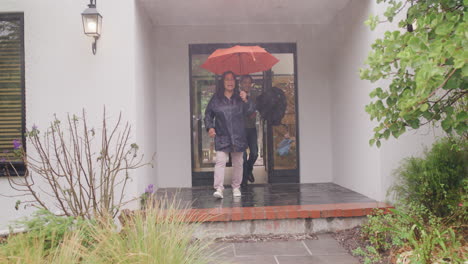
[330,0,382,201]
[0,0,155,230]
[153,24,334,188]
[330,0,440,201]
[0,0,442,231]
[134,2,157,193]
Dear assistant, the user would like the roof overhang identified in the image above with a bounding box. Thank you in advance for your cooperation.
[137,0,351,26]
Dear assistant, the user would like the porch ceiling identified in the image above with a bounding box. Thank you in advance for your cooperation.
[137,0,351,26]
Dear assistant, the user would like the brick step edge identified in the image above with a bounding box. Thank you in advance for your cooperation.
[120,202,393,223]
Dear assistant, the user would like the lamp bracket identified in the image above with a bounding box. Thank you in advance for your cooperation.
[92,36,98,55]
[89,0,96,8]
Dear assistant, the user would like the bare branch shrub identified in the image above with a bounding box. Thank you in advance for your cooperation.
[2,108,151,219]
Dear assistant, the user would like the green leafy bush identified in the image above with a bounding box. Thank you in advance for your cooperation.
[391,206,465,264]
[355,138,468,263]
[389,137,467,218]
[352,246,382,264]
[357,204,466,264]
[361,209,406,252]
[10,210,90,253]
[361,0,467,145]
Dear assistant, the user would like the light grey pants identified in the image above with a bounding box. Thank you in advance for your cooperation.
[214,151,243,190]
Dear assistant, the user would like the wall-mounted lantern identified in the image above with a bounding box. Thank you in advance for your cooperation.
[81,0,102,55]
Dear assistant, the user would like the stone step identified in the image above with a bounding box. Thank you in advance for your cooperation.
[119,201,392,238]
[188,202,392,238]
[195,217,368,238]
[183,202,392,223]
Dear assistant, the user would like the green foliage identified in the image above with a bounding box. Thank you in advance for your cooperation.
[1,210,88,263]
[0,197,216,264]
[361,209,406,252]
[358,204,466,264]
[390,206,466,264]
[361,0,467,146]
[10,209,91,253]
[90,198,215,264]
[139,192,151,209]
[14,210,76,252]
[389,137,467,218]
[0,224,86,264]
[352,246,382,264]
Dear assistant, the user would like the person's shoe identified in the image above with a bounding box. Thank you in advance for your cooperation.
[248,172,255,183]
[241,181,248,187]
[213,189,223,199]
[233,188,242,197]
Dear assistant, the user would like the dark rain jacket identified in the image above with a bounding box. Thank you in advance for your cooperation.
[256,86,287,126]
[204,94,255,153]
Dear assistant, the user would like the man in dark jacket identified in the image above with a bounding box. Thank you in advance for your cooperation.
[240,75,258,186]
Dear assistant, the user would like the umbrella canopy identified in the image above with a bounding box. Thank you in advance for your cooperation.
[200,45,279,75]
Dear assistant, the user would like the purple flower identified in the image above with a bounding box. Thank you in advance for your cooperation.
[12,139,21,150]
[145,184,154,194]
[0,157,6,163]
[32,124,38,130]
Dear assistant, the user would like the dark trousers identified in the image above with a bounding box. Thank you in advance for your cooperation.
[242,127,258,184]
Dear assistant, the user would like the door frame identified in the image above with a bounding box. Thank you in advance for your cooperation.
[189,43,300,186]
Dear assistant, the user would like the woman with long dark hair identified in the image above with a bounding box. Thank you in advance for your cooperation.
[204,71,254,199]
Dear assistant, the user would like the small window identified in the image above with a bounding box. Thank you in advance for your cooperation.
[0,13,26,176]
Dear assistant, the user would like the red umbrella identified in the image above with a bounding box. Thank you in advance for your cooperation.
[200,45,279,75]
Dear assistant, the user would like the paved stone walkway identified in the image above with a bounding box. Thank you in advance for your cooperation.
[212,233,359,264]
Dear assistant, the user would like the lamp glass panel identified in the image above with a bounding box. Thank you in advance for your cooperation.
[82,15,100,37]
[96,15,102,35]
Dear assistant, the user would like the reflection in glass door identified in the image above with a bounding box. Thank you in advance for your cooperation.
[191,54,216,172]
[267,52,299,183]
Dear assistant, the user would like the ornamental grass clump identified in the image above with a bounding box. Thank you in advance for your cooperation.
[88,196,216,264]
[0,223,87,264]
[0,196,218,264]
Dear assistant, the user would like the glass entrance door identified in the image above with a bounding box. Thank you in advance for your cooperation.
[189,43,299,186]
[266,51,299,183]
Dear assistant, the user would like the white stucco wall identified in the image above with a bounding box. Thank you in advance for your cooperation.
[329,0,382,200]
[330,0,440,201]
[0,0,149,230]
[153,24,334,187]
[134,2,157,193]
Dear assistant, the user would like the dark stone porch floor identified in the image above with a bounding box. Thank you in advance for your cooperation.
[156,183,377,209]
[152,183,392,222]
